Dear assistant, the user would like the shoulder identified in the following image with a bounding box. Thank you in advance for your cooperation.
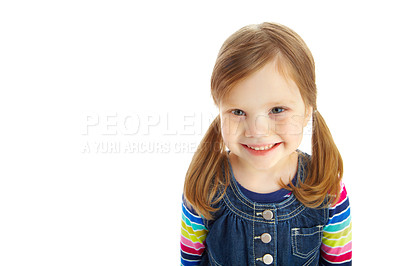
[327,181,351,225]
[330,181,350,209]
[182,196,201,219]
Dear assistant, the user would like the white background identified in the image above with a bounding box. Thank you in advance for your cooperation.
[1,0,399,265]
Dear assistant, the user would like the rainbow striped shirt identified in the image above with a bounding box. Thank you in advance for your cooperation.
[180,182,352,265]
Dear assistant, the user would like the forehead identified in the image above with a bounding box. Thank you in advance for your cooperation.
[221,60,303,107]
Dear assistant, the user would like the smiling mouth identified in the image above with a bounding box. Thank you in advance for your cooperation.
[243,143,279,151]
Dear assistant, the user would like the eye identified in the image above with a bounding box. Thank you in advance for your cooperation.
[270,107,286,114]
[231,109,246,116]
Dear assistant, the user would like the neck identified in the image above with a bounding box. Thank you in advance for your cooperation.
[228,151,298,193]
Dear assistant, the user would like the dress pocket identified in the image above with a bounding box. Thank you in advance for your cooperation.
[291,225,324,259]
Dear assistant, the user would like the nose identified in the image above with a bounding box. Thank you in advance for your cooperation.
[244,114,272,138]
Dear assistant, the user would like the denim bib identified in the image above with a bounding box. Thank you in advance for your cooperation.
[200,151,329,266]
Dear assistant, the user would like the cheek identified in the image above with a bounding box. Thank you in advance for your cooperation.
[221,116,243,138]
[274,115,306,137]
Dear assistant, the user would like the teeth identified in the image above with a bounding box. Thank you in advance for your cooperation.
[247,144,275,151]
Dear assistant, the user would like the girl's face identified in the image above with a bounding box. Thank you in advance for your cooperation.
[219,60,312,172]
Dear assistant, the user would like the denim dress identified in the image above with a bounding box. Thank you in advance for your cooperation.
[200,151,329,266]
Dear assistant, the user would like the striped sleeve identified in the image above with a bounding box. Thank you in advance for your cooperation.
[320,182,352,265]
[180,198,208,266]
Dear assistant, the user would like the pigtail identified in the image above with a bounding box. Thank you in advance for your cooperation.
[292,110,343,208]
[183,115,230,220]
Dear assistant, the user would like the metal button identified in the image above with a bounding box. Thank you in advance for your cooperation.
[261,233,272,243]
[262,210,273,220]
[262,254,273,264]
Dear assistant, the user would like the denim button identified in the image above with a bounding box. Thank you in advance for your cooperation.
[261,233,271,243]
[262,254,273,264]
[262,210,273,220]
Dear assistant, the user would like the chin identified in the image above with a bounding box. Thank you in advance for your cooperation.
[251,158,280,170]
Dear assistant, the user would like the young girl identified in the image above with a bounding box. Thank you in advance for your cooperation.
[180,22,352,265]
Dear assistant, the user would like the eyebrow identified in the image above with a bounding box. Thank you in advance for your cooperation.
[223,100,297,108]
[267,100,297,106]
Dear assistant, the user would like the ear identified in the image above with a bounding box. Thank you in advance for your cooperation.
[302,105,313,128]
